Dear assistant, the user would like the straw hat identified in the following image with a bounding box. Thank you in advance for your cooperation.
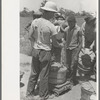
[41,1,58,13]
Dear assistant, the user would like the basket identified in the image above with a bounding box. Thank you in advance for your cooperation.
[49,62,67,85]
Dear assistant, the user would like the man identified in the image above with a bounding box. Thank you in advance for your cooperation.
[51,15,67,63]
[80,14,96,80]
[64,15,82,85]
[51,25,64,62]
[25,1,62,100]
[81,14,96,51]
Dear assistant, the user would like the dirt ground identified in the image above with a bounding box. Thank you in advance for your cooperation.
[20,54,96,100]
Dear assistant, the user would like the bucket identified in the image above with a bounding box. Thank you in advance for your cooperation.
[80,82,95,100]
[90,94,96,100]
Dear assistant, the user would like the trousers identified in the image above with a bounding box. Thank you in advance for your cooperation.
[26,48,51,98]
[66,48,78,80]
[51,45,62,62]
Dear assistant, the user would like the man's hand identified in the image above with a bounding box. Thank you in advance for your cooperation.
[59,43,64,48]
[74,56,78,62]
[52,35,63,48]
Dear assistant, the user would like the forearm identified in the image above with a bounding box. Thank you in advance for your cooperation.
[77,31,83,55]
[52,35,62,48]
[76,43,82,55]
[52,40,62,48]
[28,26,35,42]
[82,35,85,48]
[75,37,82,57]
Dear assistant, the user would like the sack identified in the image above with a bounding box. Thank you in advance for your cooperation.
[78,48,95,72]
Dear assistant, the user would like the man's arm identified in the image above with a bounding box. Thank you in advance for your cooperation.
[52,35,63,48]
[81,22,86,48]
[50,23,63,48]
[90,31,96,52]
[75,31,83,60]
[78,31,82,53]
[29,28,34,40]
[28,23,36,47]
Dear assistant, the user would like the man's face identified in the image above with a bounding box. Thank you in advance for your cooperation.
[48,12,55,19]
[87,20,96,28]
[68,20,76,29]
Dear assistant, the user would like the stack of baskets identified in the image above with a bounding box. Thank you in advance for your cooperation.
[49,62,67,85]
[49,62,72,96]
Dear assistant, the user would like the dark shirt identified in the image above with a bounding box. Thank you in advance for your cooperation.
[65,25,81,50]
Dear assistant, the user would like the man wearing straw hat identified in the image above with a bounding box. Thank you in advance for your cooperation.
[25,1,62,100]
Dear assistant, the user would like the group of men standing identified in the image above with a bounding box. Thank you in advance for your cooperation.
[25,1,96,100]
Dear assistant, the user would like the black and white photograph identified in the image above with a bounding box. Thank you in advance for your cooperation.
[19,0,98,100]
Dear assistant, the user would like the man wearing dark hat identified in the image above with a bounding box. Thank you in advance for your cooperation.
[25,1,62,100]
[80,14,96,80]
[64,15,82,85]
[81,14,96,51]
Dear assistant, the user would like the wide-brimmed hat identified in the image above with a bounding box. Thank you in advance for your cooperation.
[84,14,96,23]
[41,1,58,13]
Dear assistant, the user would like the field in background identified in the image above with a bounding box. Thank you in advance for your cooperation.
[20,17,84,55]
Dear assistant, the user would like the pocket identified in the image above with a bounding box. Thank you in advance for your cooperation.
[39,50,51,62]
[31,49,40,57]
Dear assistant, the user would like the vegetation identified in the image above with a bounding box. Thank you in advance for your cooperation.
[20,0,91,18]
[20,7,34,17]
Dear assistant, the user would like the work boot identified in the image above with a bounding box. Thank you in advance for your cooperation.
[35,94,55,100]
[46,94,55,99]
[25,94,38,100]
[70,79,79,86]
[35,96,45,100]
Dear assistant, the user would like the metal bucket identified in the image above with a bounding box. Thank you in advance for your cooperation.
[80,82,95,100]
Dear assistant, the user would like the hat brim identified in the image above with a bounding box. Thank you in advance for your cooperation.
[41,7,57,13]
[84,15,96,22]
[33,11,42,16]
